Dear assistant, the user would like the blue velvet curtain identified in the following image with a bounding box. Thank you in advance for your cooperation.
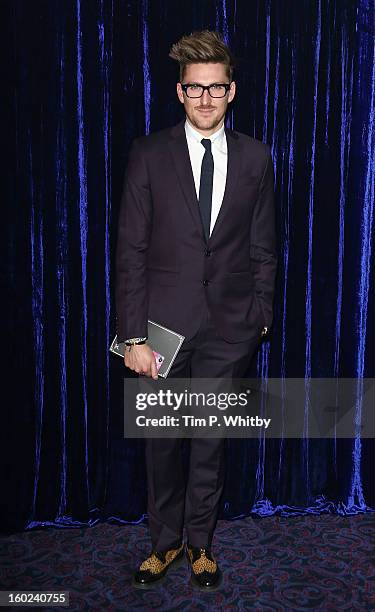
[3,0,374,533]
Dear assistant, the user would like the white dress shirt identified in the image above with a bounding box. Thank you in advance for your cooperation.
[184,118,228,237]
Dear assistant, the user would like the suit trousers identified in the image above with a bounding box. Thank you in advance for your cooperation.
[145,302,261,551]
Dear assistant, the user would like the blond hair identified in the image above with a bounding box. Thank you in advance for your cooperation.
[169,30,235,82]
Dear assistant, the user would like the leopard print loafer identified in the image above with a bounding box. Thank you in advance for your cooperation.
[186,544,222,590]
[132,543,185,588]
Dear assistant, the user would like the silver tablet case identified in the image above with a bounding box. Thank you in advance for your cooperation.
[109,319,185,378]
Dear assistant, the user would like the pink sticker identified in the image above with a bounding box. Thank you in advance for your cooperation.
[152,350,165,371]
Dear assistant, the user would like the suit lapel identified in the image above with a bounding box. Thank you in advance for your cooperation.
[209,126,241,244]
[168,120,205,241]
[167,119,242,244]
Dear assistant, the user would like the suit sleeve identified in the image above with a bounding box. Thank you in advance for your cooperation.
[115,138,152,341]
[249,145,278,330]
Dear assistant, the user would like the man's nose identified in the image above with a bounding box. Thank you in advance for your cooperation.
[201,89,211,104]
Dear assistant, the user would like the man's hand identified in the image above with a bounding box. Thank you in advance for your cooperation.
[124,344,158,380]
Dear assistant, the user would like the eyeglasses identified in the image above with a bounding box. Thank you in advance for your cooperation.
[181,83,231,98]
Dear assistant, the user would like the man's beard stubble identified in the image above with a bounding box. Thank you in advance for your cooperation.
[186,105,227,133]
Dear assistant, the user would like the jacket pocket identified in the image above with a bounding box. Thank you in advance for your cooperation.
[147,268,180,286]
[224,271,255,287]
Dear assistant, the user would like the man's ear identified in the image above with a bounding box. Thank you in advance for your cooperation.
[228,81,236,103]
[176,83,184,104]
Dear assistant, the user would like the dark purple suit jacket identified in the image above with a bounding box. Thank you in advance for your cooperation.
[115,118,277,344]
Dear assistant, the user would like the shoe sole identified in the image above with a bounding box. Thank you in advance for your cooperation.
[132,550,185,590]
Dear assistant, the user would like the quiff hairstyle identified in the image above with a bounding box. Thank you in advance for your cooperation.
[169,30,235,82]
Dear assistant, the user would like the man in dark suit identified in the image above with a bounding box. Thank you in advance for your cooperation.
[115,30,277,590]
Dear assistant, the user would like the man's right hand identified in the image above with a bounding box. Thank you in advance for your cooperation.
[124,344,158,380]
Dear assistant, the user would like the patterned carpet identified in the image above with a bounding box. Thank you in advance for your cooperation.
[1,514,374,610]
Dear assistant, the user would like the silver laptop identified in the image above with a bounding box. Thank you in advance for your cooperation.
[109,319,185,378]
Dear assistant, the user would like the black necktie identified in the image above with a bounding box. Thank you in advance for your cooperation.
[198,138,214,242]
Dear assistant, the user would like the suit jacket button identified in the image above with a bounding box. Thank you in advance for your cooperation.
[205,249,211,257]
[203,280,209,286]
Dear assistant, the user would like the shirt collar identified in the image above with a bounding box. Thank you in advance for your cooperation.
[184,117,225,148]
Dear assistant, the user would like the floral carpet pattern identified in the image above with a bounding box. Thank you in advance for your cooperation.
[1,514,374,610]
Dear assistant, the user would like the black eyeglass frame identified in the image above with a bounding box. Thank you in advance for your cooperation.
[180,82,232,98]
